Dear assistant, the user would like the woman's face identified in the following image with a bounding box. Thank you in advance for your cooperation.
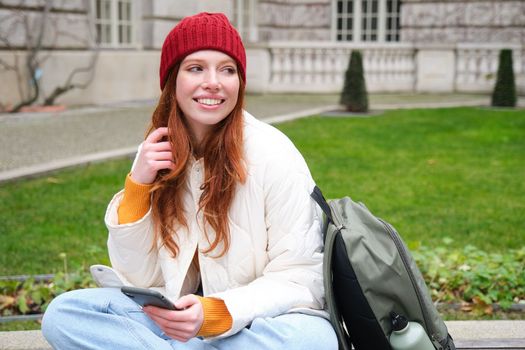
[176,50,240,142]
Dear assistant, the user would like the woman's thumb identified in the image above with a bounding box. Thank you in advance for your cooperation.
[175,294,200,310]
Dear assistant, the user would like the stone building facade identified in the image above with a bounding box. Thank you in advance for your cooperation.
[401,0,524,45]
[257,1,332,41]
[0,0,523,108]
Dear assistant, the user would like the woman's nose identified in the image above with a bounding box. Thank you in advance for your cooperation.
[201,71,221,91]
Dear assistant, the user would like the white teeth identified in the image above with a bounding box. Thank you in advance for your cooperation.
[197,98,222,106]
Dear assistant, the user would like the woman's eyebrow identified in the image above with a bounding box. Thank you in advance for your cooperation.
[182,58,236,66]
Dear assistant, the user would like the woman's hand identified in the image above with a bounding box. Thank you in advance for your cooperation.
[143,294,204,342]
[130,127,174,184]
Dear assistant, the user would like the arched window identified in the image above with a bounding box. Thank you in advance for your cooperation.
[334,0,400,42]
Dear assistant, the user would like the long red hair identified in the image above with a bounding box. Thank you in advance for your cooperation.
[147,65,247,257]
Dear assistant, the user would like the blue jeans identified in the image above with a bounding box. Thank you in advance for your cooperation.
[42,288,337,349]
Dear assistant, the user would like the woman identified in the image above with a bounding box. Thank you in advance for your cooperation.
[42,12,337,349]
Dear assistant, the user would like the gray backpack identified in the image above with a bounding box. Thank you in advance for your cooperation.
[311,186,456,350]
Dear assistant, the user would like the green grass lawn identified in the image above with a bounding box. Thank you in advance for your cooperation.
[278,107,524,252]
[0,158,132,275]
[1,107,524,276]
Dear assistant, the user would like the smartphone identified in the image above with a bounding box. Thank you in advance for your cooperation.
[90,265,124,288]
[121,286,179,310]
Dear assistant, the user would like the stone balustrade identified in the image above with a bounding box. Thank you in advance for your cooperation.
[456,43,523,92]
[254,42,416,93]
[246,42,524,94]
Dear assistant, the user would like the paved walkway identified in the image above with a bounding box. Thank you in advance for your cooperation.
[1,92,517,183]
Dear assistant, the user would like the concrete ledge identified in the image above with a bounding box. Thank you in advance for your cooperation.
[0,321,524,349]
[0,330,50,350]
[447,320,525,341]
[447,321,525,350]
[455,339,525,350]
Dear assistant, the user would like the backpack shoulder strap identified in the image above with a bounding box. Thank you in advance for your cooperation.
[323,223,352,350]
[311,186,334,224]
[312,186,351,350]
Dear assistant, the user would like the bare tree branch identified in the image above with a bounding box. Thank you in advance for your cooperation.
[35,11,60,66]
[43,48,99,105]
[0,60,13,70]
[10,0,52,113]
[0,9,28,101]
[0,52,16,71]
[4,0,101,111]
[43,0,100,106]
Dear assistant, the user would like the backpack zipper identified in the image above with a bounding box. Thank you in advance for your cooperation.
[378,218,439,346]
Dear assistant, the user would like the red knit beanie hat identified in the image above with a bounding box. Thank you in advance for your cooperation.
[159,12,246,90]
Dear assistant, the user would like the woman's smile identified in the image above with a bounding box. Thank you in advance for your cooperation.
[195,98,223,105]
[193,96,226,108]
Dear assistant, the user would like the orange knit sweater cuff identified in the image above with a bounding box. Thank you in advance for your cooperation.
[117,173,153,224]
[196,296,233,338]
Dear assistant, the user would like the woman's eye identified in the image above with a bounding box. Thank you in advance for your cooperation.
[188,66,202,72]
[223,67,237,74]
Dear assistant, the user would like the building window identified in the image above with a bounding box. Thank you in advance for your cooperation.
[361,0,379,41]
[94,0,134,47]
[336,0,353,41]
[385,0,401,42]
[334,0,400,42]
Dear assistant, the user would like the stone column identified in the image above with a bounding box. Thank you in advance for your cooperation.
[415,45,455,92]
[246,46,271,93]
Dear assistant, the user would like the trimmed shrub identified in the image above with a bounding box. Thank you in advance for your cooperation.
[340,50,369,113]
[491,49,517,107]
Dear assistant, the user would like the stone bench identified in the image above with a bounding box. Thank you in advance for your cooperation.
[447,320,525,350]
[0,320,524,349]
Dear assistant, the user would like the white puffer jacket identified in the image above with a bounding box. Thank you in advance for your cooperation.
[105,111,328,338]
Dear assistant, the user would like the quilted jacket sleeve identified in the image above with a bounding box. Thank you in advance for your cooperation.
[105,190,164,288]
[210,140,326,337]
